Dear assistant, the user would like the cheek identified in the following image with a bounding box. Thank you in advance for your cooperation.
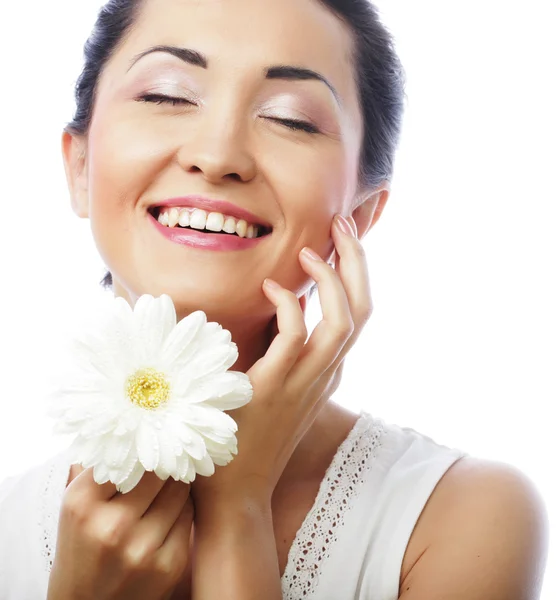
[273,146,345,201]
[262,140,357,237]
[86,104,178,217]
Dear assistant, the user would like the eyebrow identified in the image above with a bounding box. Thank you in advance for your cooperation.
[127,45,341,105]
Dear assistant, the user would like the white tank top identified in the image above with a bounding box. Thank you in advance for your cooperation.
[0,411,467,599]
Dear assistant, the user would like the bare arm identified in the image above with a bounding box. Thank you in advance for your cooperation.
[192,493,282,600]
[399,458,549,600]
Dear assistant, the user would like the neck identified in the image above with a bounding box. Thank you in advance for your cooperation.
[112,281,279,374]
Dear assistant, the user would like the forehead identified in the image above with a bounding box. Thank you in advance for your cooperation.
[107,0,360,113]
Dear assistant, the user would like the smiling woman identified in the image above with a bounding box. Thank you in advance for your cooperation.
[0,0,549,599]
[63,0,402,312]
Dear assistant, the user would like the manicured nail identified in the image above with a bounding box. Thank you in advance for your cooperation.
[335,215,355,237]
[264,278,281,290]
[348,216,358,237]
[301,247,321,261]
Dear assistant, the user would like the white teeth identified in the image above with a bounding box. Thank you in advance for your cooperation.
[189,209,208,230]
[178,209,190,227]
[168,207,180,228]
[223,217,237,234]
[156,206,267,238]
[206,212,225,232]
[236,219,248,238]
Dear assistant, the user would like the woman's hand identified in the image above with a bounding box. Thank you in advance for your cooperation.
[191,213,371,506]
[47,468,193,600]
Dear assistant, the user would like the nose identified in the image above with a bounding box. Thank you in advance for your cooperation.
[176,107,258,185]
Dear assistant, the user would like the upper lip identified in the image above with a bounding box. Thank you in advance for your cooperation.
[150,196,272,229]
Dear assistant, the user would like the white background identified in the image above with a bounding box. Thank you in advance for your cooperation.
[0,0,557,596]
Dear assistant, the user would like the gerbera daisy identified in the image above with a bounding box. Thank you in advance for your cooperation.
[46,294,252,493]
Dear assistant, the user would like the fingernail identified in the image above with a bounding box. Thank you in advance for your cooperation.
[264,278,281,289]
[348,216,358,237]
[301,247,321,261]
[335,215,355,237]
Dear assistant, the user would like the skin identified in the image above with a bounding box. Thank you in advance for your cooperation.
[62,0,388,506]
[61,0,549,598]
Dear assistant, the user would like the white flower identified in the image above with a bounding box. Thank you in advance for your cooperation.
[46,294,252,494]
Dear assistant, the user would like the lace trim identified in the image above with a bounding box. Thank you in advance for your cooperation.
[281,412,386,599]
[40,449,72,575]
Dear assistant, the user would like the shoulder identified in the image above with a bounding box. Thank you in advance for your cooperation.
[400,456,549,599]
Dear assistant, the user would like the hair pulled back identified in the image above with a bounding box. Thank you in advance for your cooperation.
[65,0,406,290]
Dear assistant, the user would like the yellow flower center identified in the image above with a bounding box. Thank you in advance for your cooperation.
[126,368,170,410]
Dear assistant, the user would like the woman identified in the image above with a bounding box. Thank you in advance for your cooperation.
[0,0,548,598]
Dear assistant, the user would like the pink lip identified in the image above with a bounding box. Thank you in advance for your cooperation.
[148,211,270,251]
[152,196,272,228]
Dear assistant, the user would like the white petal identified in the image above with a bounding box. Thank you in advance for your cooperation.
[72,298,142,377]
[92,462,111,485]
[184,404,239,436]
[103,433,134,468]
[136,419,160,471]
[69,435,105,468]
[70,321,137,382]
[177,454,197,484]
[112,295,134,317]
[111,450,141,486]
[116,461,146,494]
[132,294,177,357]
[153,465,170,480]
[204,437,236,466]
[52,420,81,436]
[45,388,110,419]
[176,452,193,480]
[68,338,120,382]
[156,427,178,476]
[50,390,111,412]
[179,344,238,383]
[179,372,253,410]
[101,303,141,372]
[78,412,119,439]
[167,420,207,460]
[54,401,114,430]
[199,322,231,347]
[188,325,237,366]
[160,311,207,369]
[193,453,215,477]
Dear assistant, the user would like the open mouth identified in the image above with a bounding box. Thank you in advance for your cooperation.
[148,206,273,239]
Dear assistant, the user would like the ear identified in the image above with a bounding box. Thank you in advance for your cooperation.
[61,130,89,218]
[350,183,391,240]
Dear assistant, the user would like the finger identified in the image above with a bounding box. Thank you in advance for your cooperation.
[342,215,373,322]
[155,496,194,576]
[315,218,373,390]
[131,480,191,552]
[326,215,373,370]
[68,465,120,502]
[137,479,190,550]
[290,245,353,384]
[247,279,307,385]
[348,214,359,237]
[110,470,169,518]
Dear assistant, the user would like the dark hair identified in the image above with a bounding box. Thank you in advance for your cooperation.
[66,0,406,292]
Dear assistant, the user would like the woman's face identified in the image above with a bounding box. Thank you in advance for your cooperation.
[64,0,368,323]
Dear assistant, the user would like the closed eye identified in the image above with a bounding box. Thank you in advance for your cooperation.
[266,117,319,134]
[137,94,319,134]
[137,93,195,107]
